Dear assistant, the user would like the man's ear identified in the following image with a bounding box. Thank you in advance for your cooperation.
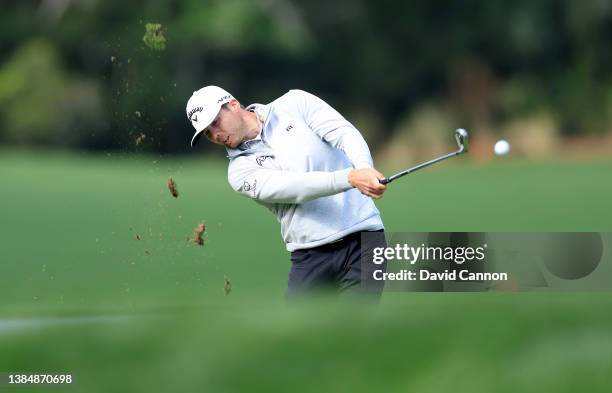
[228,99,241,111]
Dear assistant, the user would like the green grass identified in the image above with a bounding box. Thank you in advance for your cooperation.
[1,149,612,392]
[2,295,612,392]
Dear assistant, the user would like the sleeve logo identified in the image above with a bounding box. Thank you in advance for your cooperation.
[242,179,257,196]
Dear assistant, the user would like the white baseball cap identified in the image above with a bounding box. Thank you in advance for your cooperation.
[186,85,234,147]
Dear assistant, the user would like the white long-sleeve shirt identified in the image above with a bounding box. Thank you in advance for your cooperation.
[226,89,384,251]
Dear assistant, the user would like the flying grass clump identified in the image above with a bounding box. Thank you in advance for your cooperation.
[142,23,167,50]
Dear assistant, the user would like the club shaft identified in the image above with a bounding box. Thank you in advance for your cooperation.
[381,150,462,184]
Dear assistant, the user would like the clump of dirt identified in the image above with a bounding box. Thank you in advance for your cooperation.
[193,223,206,245]
[224,275,232,295]
[167,177,179,198]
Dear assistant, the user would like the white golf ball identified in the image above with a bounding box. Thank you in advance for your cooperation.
[494,140,510,156]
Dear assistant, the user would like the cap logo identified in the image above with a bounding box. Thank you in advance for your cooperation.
[188,106,203,121]
[217,95,231,103]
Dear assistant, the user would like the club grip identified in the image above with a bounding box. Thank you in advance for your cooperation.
[379,178,389,185]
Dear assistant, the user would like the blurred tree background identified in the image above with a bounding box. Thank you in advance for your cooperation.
[1,0,612,161]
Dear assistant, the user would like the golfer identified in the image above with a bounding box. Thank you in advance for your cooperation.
[186,86,387,297]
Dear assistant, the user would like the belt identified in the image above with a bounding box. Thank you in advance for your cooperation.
[326,229,383,247]
[291,230,384,254]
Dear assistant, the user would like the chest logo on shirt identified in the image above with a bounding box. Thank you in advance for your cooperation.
[255,155,273,166]
[285,124,294,132]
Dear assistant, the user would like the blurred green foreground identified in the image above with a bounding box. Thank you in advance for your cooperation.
[1,150,612,392]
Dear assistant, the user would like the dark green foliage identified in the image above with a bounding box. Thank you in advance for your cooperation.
[0,0,611,152]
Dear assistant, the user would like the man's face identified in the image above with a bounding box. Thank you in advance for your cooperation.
[202,100,246,149]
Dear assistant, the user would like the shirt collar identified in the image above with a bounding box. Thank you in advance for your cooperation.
[226,103,273,159]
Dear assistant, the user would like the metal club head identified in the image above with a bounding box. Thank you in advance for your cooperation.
[455,128,469,153]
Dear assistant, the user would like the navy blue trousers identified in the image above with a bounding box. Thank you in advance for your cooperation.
[287,230,387,298]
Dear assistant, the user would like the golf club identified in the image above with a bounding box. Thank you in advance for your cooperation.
[379,128,469,185]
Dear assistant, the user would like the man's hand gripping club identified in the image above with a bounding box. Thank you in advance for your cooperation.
[348,168,387,199]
